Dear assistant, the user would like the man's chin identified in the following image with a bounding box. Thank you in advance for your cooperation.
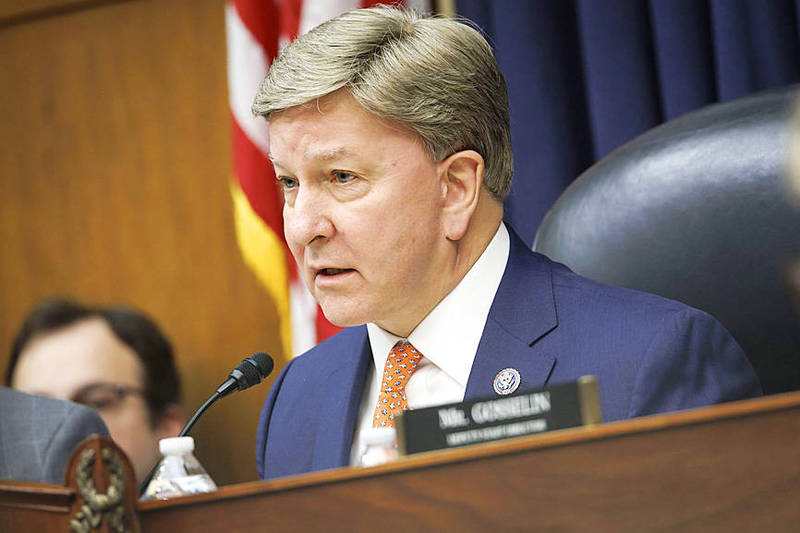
[318,305,370,329]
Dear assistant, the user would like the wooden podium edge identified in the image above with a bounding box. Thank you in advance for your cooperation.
[137,390,800,513]
[0,480,74,513]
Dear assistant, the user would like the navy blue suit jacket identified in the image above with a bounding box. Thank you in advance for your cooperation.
[256,230,761,479]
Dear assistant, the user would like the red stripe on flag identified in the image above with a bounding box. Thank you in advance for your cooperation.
[231,114,284,237]
[288,252,299,281]
[279,0,302,42]
[315,309,342,343]
[232,0,279,61]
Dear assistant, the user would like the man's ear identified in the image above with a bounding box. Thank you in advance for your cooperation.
[153,403,186,440]
[439,150,485,241]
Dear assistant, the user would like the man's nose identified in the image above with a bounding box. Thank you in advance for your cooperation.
[284,186,335,247]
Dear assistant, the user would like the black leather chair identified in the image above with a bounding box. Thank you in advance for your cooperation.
[534,86,800,395]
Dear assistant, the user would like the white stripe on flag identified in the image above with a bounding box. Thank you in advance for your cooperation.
[299,0,361,36]
[225,3,271,156]
[290,278,320,355]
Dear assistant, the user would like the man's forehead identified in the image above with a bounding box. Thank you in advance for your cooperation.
[270,89,354,121]
[268,89,425,168]
[14,319,144,392]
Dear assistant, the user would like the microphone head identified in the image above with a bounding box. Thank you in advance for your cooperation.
[247,352,274,380]
[234,352,275,391]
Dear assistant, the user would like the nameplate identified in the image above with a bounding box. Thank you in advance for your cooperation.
[396,375,601,456]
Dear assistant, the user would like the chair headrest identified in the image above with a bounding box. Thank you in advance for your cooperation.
[534,85,800,394]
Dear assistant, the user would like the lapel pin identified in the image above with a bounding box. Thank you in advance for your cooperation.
[493,368,521,395]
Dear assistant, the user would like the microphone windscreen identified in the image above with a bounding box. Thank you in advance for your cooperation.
[236,357,262,388]
[239,352,275,387]
[248,352,274,380]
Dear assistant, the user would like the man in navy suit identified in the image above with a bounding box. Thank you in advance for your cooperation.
[251,6,761,480]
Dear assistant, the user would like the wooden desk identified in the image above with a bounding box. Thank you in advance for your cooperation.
[3,392,799,532]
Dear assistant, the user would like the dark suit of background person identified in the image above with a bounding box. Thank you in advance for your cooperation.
[256,230,762,479]
[0,387,109,484]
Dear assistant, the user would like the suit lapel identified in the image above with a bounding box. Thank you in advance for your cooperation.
[465,230,558,399]
[311,327,372,471]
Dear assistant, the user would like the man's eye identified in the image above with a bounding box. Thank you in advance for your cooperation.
[277,177,298,189]
[333,171,356,184]
[81,395,118,410]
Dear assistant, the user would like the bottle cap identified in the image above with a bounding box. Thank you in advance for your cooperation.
[361,427,396,445]
[159,436,195,455]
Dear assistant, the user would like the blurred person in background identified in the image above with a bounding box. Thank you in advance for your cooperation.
[6,299,185,484]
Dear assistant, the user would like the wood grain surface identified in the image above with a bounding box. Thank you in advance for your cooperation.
[3,394,798,531]
[136,392,800,532]
[0,0,282,486]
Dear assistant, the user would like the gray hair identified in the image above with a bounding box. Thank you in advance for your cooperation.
[252,6,513,199]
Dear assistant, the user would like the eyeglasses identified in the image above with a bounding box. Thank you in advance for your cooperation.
[70,383,145,411]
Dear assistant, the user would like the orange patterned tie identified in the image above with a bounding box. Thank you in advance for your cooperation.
[373,341,422,428]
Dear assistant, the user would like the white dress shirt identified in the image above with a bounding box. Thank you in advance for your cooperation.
[349,223,510,464]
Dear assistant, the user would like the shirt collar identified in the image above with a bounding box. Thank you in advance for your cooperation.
[367,222,510,388]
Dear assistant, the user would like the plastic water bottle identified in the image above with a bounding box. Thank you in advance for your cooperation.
[141,436,217,500]
[359,427,399,467]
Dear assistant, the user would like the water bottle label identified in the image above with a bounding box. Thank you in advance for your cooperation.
[170,474,217,494]
[142,474,217,500]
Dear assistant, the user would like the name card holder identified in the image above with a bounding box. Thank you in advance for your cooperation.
[396,376,601,455]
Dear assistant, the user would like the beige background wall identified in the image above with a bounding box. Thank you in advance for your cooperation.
[0,0,283,486]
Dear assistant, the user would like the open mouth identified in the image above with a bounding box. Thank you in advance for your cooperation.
[317,268,355,277]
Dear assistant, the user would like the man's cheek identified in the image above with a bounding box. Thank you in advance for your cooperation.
[287,243,304,264]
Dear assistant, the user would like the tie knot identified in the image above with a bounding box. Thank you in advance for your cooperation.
[391,340,418,356]
[385,342,422,386]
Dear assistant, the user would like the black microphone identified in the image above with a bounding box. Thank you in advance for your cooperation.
[178,352,274,438]
[215,352,274,399]
[139,352,274,495]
